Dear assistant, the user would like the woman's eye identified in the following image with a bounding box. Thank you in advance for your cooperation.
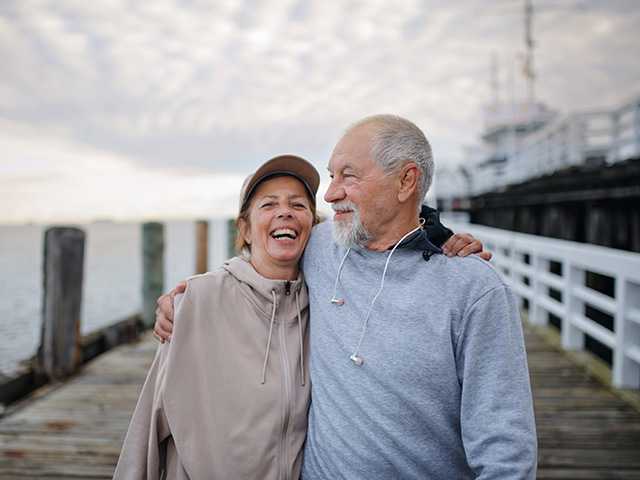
[293,203,308,209]
[260,202,274,208]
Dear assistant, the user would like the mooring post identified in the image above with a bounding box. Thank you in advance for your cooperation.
[142,222,164,329]
[38,227,85,380]
[195,220,209,274]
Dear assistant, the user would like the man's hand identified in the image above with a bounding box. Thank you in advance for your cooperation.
[153,281,187,343]
[442,233,492,261]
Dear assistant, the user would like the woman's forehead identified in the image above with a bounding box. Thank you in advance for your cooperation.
[253,175,309,197]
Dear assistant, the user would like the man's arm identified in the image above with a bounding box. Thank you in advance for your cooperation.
[456,285,537,478]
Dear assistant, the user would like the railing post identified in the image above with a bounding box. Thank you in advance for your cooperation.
[142,222,164,329]
[608,110,619,163]
[562,262,585,350]
[613,280,640,388]
[530,253,548,326]
[195,220,209,274]
[635,100,640,158]
[38,227,85,379]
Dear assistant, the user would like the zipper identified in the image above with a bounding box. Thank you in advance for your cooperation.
[285,281,291,295]
[279,317,293,480]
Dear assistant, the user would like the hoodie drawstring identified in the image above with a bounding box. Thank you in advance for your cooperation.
[295,290,305,386]
[261,290,278,384]
[347,223,425,366]
[261,287,306,386]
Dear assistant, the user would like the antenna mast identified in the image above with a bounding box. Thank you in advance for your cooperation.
[524,0,536,103]
[491,52,500,107]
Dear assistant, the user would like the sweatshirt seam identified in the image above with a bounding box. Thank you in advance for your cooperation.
[455,284,509,357]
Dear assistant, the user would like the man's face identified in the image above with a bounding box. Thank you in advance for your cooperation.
[324,125,399,247]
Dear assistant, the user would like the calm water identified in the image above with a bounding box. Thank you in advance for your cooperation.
[0,221,209,376]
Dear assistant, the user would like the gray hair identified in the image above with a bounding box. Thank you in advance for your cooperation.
[348,114,433,211]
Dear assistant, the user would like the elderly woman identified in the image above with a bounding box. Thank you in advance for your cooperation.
[114,155,319,478]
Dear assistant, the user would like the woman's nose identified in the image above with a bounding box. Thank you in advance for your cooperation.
[276,206,294,218]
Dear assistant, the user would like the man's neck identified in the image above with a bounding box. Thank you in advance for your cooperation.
[365,216,421,252]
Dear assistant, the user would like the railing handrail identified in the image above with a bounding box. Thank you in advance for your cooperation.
[446,221,640,390]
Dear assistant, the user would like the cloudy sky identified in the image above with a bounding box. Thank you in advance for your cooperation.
[1,0,638,223]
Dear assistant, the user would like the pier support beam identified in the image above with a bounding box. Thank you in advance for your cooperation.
[38,227,85,379]
[142,223,164,329]
[195,220,208,274]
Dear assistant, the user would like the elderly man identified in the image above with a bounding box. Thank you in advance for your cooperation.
[155,115,537,479]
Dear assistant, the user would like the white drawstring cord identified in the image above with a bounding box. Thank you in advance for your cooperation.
[295,290,305,386]
[349,222,424,366]
[260,290,277,384]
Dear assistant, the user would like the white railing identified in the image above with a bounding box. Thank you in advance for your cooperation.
[447,221,640,389]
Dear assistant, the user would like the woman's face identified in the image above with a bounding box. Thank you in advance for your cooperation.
[241,175,314,279]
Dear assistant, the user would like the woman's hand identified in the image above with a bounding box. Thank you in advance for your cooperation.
[442,233,492,261]
[153,281,186,343]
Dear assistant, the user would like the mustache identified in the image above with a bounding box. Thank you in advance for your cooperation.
[331,201,357,213]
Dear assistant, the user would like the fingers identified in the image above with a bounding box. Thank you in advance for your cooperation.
[478,251,493,261]
[154,293,176,342]
[152,330,166,343]
[157,293,175,322]
[175,281,187,294]
[442,233,491,260]
[154,307,173,342]
[442,233,474,257]
[457,240,483,258]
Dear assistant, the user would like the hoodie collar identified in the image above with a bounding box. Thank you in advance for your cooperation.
[222,256,304,300]
[395,227,442,254]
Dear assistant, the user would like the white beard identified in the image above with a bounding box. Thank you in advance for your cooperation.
[331,201,371,247]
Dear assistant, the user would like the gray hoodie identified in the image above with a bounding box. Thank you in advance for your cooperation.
[114,257,311,480]
[301,221,537,479]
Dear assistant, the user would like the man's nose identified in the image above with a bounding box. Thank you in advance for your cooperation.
[324,181,344,203]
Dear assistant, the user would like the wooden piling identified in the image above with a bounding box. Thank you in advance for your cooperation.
[141,223,164,329]
[195,220,208,274]
[38,227,85,380]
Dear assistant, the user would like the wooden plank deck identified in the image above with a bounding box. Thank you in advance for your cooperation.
[1,326,640,479]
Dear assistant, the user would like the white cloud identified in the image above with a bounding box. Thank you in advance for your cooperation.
[0,0,639,222]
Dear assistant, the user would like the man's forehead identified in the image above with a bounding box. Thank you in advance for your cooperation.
[328,130,374,170]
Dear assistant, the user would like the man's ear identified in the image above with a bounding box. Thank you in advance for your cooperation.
[397,162,419,203]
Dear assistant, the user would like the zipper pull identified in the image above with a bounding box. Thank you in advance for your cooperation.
[285,281,291,295]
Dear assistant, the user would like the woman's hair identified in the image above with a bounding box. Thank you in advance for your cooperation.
[234,176,320,259]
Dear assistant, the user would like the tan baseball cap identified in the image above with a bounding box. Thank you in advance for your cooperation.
[239,154,320,212]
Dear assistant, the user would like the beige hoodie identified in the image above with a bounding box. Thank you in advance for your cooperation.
[113,257,311,480]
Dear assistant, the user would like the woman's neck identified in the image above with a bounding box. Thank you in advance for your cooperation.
[250,257,299,280]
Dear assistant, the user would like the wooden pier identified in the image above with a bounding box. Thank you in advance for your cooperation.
[1,325,640,479]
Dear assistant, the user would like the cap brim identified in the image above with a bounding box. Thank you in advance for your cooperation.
[241,154,320,210]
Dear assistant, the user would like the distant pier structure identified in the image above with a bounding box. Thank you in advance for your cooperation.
[437,93,640,253]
